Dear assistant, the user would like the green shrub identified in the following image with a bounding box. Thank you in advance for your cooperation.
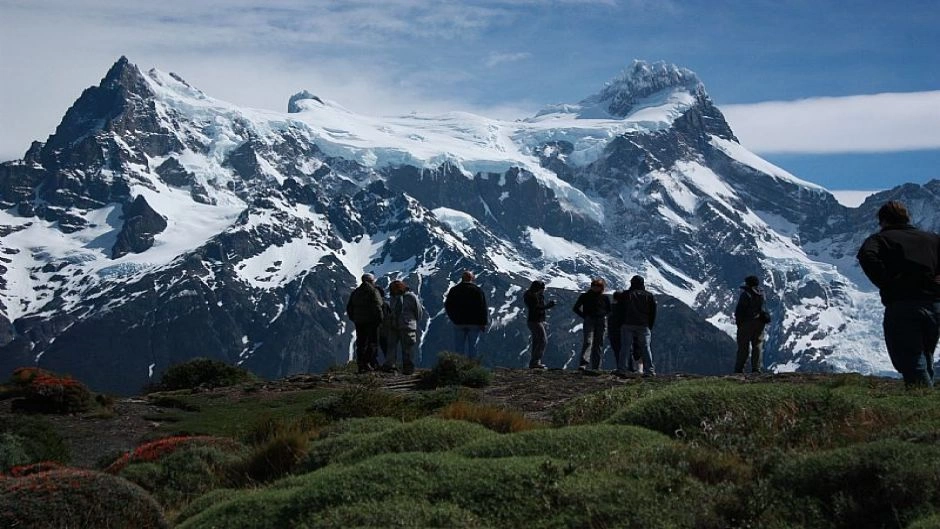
[0,432,30,471]
[173,488,242,525]
[120,446,242,510]
[8,367,93,413]
[301,417,493,472]
[297,498,485,528]
[156,358,257,391]
[419,352,492,389]
[439,401,543,433]
[908,514,940,529]
[232,429,311,484]
[552,384,666,426]
[770,440,940,529]
[242,413,319,446]
[309,384,472,422]
[0,467,168,529]
[0,416,70,466]
[457,424,669,463]
[107,435,245,473]
[317,417,403,438]
[607,381,867,456]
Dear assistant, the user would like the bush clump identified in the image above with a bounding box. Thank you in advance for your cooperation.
[156,358,257,391]
[8,367,93,413]
[0,467,169,529]
[120,446,242,510]
[106,435,245,474]
[439,401,543,433]
[231,429,311,484]
[770,440,940,529]
[418,352,491,389]
[0,416,70,468]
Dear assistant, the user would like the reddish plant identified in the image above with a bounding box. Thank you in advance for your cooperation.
[8,367,93,414]
[106,435,243,474]
[6,461,63,477]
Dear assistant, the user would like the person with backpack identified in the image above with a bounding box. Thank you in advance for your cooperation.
[857,200,940,387]
[573,278,612,370]
[734,275,769,374]
[617,275,657,376]
[523,280,556,369]
[382,279,425,375]
[345,273,383,374]
[444,271,489,359]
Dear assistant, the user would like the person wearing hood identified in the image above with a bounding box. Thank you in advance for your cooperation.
[345,273,383,374]
[523,280,556,369]
[616,275,657,376]
[573,278,611,370]
[734,275,769,374]
[382,279,425,375]
[857,200,940,387]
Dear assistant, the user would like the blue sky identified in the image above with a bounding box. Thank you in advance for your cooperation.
[1,0,938,195]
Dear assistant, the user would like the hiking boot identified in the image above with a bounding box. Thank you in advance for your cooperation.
[529,363,548,370]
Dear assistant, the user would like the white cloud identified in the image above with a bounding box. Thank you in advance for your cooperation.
[485,52,532,68]
[721,91,940,154]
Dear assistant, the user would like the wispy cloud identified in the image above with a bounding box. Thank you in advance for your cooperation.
[485,52,532,68]
[722,91,940,154]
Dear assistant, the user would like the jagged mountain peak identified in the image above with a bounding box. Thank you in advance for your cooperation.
[288,90,324,113]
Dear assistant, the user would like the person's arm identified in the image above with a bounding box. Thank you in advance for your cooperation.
[371,290,384,322]
[648,295,657,329]
[478,288,489,328]
[346,293,355,321]
[572,294,585,318]
[857,235,890,289]
[733,292,746,323]
[444,288,456,320]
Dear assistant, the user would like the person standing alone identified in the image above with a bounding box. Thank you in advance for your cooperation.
[573,278,611,370]
[345,273,383,374]
[857,200,940,387]
[734,275,768,374]
[523,280,556,369]
[444,271,489,359]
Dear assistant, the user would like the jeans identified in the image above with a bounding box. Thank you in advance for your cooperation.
[579,317,607,369]
[620,325,654,374]
[453,324,483,359]
[527,321,547,366]
[883,300,939,388]
[735,319,765,373]
[353,322,379,371]
[384,328,417,372]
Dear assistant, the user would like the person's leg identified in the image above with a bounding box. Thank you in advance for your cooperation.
[364,325,379,372]
[453,325,465,355]
[579,319,594,368]
[884,301,932,387]
[921,302,939,386]
[353,323,368,372]
[467,327,481,359]
[529,322,547,367]
[638,327,654,376]
[734,325,750,373]
[383,330,399,370]
[624,326,637,372]
[401,331,416,374]
[750,322,765,373]
[590,318,606,370]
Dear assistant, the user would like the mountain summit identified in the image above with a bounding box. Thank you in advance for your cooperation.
[0,57,936,393]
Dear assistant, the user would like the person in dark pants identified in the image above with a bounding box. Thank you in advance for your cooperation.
[734,275,768,374]
[857,200,940,388]
[345,273,383,374]
[617,276,657,376]
[375,285,391,369]
[444,271,489,359]
[573,278,612,370]
[523,280,556,369]
[608,291,624,373]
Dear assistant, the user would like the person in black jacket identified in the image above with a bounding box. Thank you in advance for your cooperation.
[857,200,940,387]
[523,280,556,369]
[734,275,767,374]
[573,278,611,370]
[345,273,383,374]
[608,291,624,371]
[616,276,657,376]
[444,271,489,359]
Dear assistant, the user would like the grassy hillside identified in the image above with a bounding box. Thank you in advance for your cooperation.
[2,358,939,529]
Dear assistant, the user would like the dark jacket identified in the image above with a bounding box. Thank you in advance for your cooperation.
[734,286,765,324]
[616,287,656,328]
[346,283,383,325]
[524,289,555,323]
[445,281,489,326]
[857,224,940,305]
[573,290,611,319]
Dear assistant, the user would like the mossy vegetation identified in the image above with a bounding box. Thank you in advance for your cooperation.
[4,367,939,528]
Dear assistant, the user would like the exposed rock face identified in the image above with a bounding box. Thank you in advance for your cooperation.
[287,90,324,113]
[112,195,168,258]
[0,57,933,394]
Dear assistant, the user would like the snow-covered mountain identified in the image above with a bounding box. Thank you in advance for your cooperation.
[1,57,936,393]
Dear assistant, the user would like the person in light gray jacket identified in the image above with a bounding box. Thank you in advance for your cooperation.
[382,279,425,375]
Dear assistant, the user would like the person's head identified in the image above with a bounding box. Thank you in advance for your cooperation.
[877,200,911,228]
[361,273,375,285]
[389,280,406,295]
[744,275,760,288]
[590,277,606,292]
[630,275,645,289]
[461,271,475,283]
[529,280,545,292]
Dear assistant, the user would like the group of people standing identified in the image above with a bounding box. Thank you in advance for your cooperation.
[345,200,938,387]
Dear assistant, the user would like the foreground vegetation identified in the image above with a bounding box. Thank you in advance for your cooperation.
[2,356,940,528]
